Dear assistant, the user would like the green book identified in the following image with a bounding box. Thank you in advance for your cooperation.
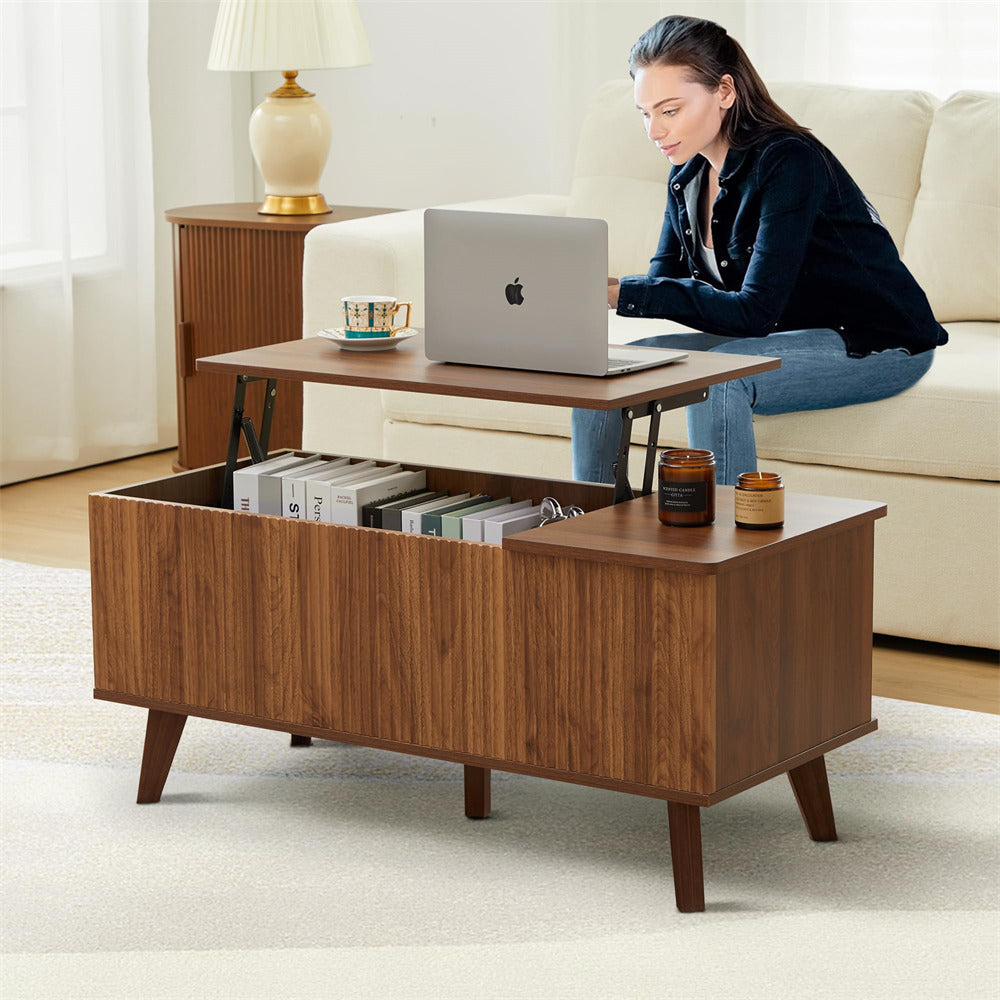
[421,495,491,536]
[441,497,512,539]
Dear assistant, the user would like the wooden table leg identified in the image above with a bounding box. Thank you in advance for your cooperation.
[137,710,187,804]
[464,765,491,819]
[290,734,312,746]
[667,801,705,912]
[788,754,838,841]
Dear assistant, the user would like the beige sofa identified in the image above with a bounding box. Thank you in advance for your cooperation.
[300,81,1000,649]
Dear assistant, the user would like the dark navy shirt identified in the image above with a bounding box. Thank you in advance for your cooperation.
[617,132,948,358]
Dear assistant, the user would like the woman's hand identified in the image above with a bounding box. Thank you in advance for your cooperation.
[607,278,620,310]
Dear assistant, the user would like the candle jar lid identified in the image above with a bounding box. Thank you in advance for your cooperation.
[660,448,715,468]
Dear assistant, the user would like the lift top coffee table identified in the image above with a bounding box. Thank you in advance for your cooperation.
[90,333,885,911]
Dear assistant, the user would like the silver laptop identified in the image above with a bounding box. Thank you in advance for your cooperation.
[423,209,688,377]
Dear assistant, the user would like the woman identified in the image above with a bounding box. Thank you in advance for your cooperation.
[572,16,947,486]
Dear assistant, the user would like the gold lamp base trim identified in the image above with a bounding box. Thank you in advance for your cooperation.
[258,194,333,216]
[269,70,314,99]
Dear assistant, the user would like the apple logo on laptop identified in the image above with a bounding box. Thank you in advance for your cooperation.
[505,277,524,305]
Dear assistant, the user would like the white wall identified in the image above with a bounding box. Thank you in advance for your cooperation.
[147,0,254,447]
[247,1,745,210]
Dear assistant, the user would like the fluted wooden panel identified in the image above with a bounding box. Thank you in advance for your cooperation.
[91,488,507,756]
[168,205,399,472]
[176,224,306,469]
[504,551,717,793]
[714,523,875,788]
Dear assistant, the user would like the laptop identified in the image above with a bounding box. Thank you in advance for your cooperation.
[423,209,688,377]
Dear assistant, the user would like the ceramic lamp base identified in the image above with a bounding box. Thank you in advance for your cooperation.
[249,79,333,217]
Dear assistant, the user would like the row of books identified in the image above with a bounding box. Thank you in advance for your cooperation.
[231,452,544,543]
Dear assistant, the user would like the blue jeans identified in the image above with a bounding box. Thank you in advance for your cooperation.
[571,328,935,486]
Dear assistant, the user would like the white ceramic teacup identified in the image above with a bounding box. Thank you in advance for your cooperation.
[342,295,412,338]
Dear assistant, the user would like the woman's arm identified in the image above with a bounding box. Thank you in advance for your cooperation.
[617,138,829,337]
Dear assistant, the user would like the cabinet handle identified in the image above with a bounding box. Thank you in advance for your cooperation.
[178,321,195,378]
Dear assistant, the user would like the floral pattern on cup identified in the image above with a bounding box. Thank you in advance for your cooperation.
[342,296,412,339]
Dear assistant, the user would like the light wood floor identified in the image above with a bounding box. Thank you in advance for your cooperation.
[2,449,997,714]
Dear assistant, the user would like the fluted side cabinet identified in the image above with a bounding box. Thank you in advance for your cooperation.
[165,203,398,471]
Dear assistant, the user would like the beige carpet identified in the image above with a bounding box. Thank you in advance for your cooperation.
[1,558,998,999]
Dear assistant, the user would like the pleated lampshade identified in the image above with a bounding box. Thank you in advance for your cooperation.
[207,0,372,72]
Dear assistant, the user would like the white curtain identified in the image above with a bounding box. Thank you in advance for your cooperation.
[0,0,157,485]
[744,0,1000,96]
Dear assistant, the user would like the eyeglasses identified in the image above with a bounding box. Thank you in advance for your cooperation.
[539,496,585,527]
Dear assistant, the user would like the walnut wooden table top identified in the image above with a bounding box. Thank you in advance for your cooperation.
[164,203,399,232]
[505,490,887,573]
[196,332,782,410]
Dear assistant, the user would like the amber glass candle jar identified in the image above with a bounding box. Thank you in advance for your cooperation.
[658,449,716,526]
[734,472,785,529]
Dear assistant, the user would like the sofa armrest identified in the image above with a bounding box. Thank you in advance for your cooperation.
[302,193,569,334]
[301,193,568,459]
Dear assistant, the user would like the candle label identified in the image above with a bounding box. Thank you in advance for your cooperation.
[659,481,707,513]
[734,489,785,524]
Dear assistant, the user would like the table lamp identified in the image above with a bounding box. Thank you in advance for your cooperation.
[208,0,372,215]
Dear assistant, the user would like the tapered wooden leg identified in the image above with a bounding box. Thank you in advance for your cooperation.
[137,710,187,804]
[788,755,838,841]
[290,734,312,746]
[667,801,705,912]
[464,765,491,819]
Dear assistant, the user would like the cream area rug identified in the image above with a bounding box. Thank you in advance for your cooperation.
[1,558,997,1000]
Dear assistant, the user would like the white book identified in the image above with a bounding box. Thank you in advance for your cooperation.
[313,464,401,524]
[231,453,320,513]
[280,459,337,518]
[305,461,379,523]
[400,493,471,534]
[257,454,324,515]
[329,469,427,526]
[460,498,531,542]
[282,458,349,518]
[482,506,541,545]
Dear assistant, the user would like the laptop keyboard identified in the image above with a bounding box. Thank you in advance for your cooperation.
[607,356,635,370]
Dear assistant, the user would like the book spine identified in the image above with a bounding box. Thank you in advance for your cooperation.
[285,478,308,520]
[310,480,336,524]
[231,470,257,513]
[258,473,285,515]
[363,488,429,529]
[382,493,445,531]
[483,508,540,545]
[421,511,445,535]
[421,495,486,536]
[328,466,407,527]
[402,509,424,534]
[309,483,326,523]
[462,499,529,542]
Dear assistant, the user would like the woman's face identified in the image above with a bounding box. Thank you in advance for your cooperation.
[633,63,735,167]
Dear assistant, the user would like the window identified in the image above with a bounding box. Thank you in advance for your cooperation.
[0,0,111,273]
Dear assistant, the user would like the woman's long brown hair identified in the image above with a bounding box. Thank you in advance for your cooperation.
[629,16,812,149]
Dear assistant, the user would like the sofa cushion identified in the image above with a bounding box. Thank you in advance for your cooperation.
[382,323,999,481]
[902,91,1000,323]
[566,80,937,276]
[768,83,937,250]
[565,79,670,275]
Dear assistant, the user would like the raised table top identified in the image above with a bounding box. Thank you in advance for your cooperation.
[504,490,887,574]
[196,332,781,410]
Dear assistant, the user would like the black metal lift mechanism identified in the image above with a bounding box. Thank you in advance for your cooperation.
[220,375,277,510]
[220,374,708,510]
